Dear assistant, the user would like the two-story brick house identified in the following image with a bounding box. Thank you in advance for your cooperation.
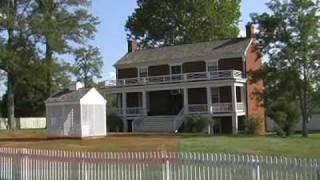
[104,25,265,134]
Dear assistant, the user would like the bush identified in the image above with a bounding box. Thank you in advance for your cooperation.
[245,116,261,135]
[107,113,124,132]
[180,114,209,132]
[268,100,300,136]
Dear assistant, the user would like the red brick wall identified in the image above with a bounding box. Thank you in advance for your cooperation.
[246,41,266,135]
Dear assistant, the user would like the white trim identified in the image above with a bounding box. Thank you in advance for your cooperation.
[138,67,148,78]
[169,63,183,66]
[206,61,219,72]
[105,79,246,94]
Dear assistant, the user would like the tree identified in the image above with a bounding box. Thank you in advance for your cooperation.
[268,99,300,136]
[31,0,99,95]
[251,0,320,137]
[73,45,103,88]
[126,0,241,48]
[0,0,99,129]
[0,0,32,130]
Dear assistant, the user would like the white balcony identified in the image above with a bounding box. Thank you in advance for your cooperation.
[112,70,243,87]
[188,103,245,114]
[114,103,245,117]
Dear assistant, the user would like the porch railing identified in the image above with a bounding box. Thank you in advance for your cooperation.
[188,103,245,114]
[114,103,245,117]
[173,107,186,133]
[114,70,243,87]
[116,107,145,116]
[236,102,245,112]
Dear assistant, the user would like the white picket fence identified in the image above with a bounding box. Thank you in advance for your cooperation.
[0,147,319,180]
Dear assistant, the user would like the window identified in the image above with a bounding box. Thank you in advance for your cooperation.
[211,88,220,103]
[170,65,183,81]
[207,62,219,72]
[171,65,182,74]
[139,67,148,78]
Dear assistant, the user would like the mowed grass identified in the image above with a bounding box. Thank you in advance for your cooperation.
[0,130,319,158]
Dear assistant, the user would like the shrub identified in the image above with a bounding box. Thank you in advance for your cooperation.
[180,114,209,132]
[245,116,261,135]
[268,100,300,136]
[107,113,124,132]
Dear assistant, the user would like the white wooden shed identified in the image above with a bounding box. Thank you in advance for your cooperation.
[46,87,107,138]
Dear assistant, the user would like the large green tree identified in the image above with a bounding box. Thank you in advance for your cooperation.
[126,0,241,48]
[0,0,99,129]
[0,0,32,130]
[73,45,103,88]
[252,0,320,137]
[31,0,99,95]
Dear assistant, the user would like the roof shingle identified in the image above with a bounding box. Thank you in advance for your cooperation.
[115,38,252,67]
[46,88,91,104]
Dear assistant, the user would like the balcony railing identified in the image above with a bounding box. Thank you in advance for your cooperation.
[116,107,145,116]
[114,103,245,117]
[113,70,243,87]
[188,103,245,114]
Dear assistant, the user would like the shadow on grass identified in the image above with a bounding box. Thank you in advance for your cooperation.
[0,137,83,142]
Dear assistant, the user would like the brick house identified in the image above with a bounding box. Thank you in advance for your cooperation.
[104,25,265,134]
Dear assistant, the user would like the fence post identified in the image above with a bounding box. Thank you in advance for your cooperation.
[166,155,170,180]
[253,158,260,180]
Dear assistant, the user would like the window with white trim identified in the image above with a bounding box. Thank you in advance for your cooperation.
[171,65,182,74]
[211,87,220,103]
[207,62,219,72]
[139,67,148,78]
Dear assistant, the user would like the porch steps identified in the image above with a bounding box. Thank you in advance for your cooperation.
[134,116,176,133]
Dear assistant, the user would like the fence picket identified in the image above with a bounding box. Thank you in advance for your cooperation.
[0,147,317,180]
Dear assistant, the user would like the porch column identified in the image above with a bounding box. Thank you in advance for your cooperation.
[117,94,122,109]
[183,88,189,114]
[206,87,212,115]
[231,84,238,134]
[207,87,214,135]
[142,91,147,115]
[122,92,128,132]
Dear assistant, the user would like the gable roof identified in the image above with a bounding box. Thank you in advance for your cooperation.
[115,38,252,68]
[46,88,91,104]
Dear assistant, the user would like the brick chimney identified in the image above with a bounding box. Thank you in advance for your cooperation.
[246,24,256,38]
[128,40,139,53]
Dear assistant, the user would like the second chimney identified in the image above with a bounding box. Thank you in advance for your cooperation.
[246,24,256,38]
[128,40,139,53]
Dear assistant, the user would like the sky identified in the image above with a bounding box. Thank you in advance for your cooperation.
[0,0,270,96]
[90,0,270,81]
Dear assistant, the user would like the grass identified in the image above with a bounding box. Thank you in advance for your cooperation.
[0,130,320,158]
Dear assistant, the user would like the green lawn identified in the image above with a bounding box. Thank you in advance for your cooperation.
[0,130,319,158]
[179,133,320,158]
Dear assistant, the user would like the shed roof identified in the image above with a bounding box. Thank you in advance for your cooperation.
[115,38,252,67]
[46,88,91,104]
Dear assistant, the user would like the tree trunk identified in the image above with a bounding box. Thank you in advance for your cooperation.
[7,73,16,130]
[45,40,53,96]
[302,67,309,137]
[6,1,17,130]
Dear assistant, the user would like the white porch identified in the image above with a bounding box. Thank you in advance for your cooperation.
[109,83,246,134]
